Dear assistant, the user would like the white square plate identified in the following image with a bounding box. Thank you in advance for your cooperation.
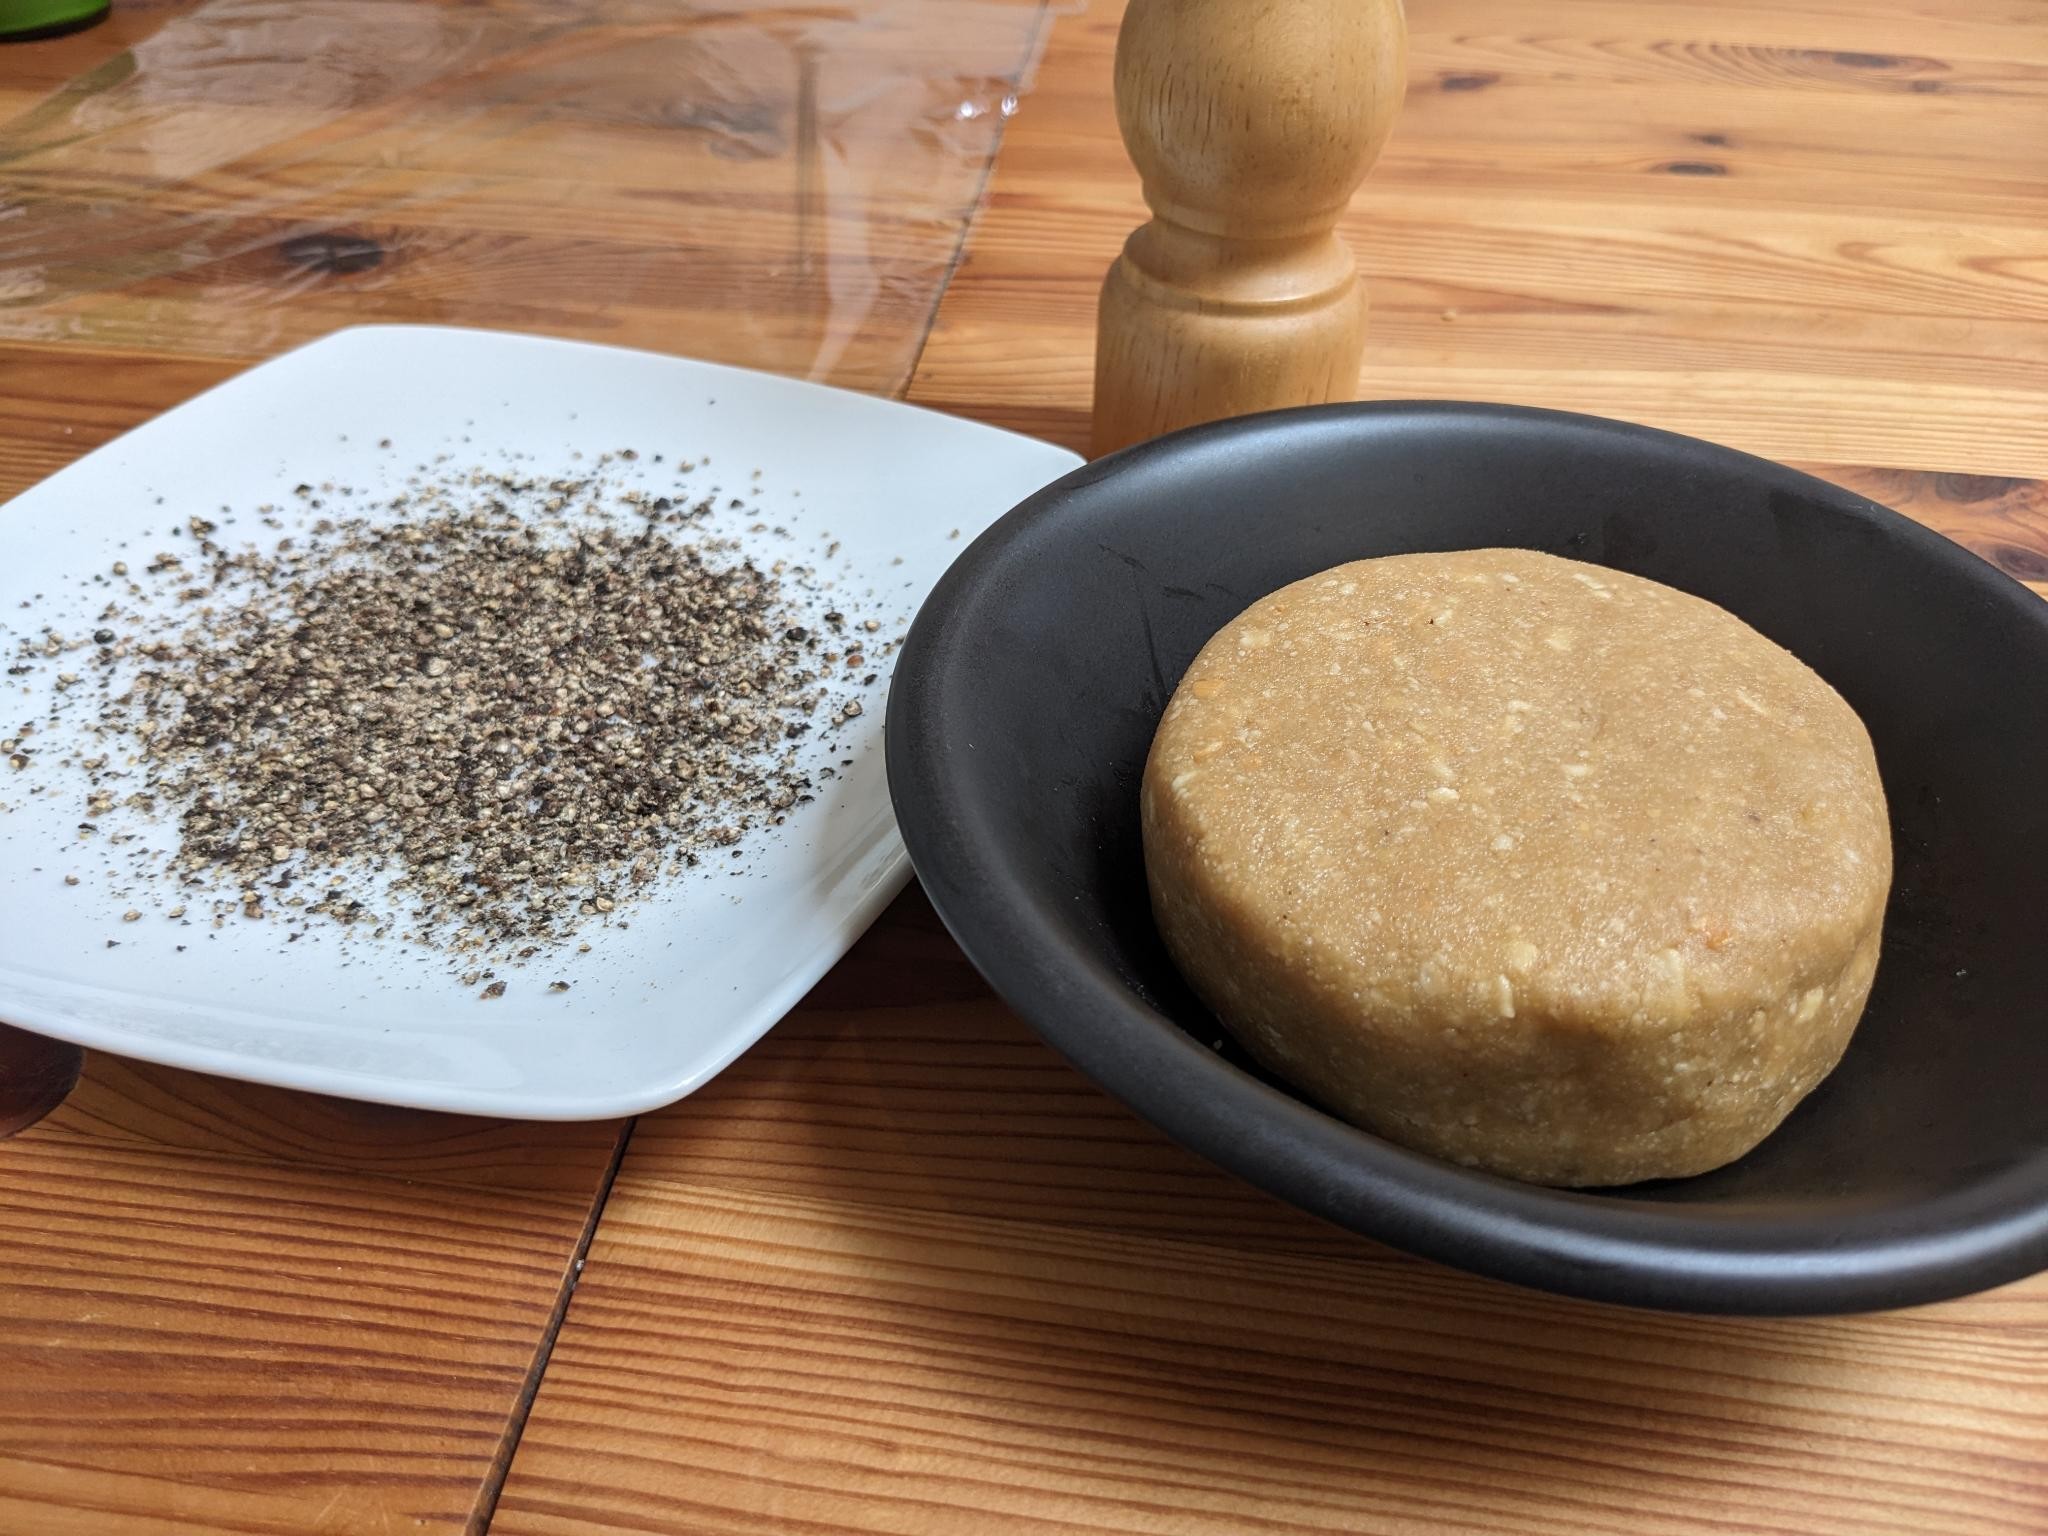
[0,326,1079,1118]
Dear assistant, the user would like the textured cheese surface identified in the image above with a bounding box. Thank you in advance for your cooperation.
[1141,549,1891,1186]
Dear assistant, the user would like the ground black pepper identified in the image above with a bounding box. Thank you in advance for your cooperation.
[5,450,887,975]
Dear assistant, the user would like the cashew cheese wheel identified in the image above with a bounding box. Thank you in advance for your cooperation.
[1140,549,1890,1186]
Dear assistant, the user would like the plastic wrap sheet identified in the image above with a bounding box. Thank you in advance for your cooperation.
[0,0,1057,391]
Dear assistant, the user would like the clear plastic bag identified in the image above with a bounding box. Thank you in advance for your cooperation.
[0,0,1057,392]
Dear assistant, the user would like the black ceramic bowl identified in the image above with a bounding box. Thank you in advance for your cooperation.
[886,402,2048,1315]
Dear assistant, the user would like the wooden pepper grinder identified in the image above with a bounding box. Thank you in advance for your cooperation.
[1092,0,1408,457]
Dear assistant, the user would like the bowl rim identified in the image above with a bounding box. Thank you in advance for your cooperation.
[886,399,2048,1315]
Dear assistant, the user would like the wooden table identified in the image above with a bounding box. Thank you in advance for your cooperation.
[3,3,2046,1533]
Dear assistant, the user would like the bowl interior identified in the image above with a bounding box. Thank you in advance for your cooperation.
[892,404,2048,1309]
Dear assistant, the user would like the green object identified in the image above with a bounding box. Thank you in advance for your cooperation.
[0,0,109,41]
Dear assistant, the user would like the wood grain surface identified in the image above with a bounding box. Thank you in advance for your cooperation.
[495,2,2048,1534]
[0,1058,625,1536]
[911,0,2048,477]
[2,0,2047,1533]
[0,0,1048,391]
